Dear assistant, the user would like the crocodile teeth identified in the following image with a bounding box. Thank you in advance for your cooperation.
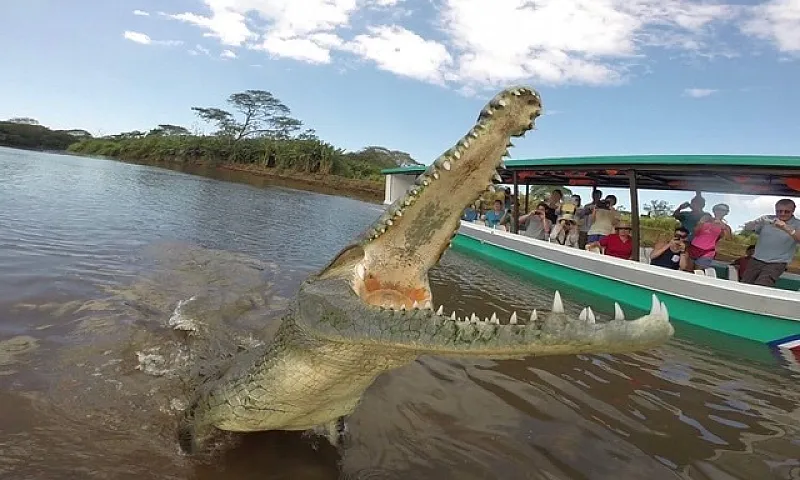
[660,301,669,320]
[450,311,456,320]
[499,161,506,169]
[490,313,499,324]
[412,301,420,309]
[650,294,661,316]
[452,150,461,160]
[432,172,440,180]
[502,149,511,158]
[506,141,514,148]
[356,263,366,280]
[493,173,503,182]
[552,291,564,314]
[579,308,589,322]
[385,219,393,226]
[436,305,444,315]
[530,309,538,322]
[470,313,479,324]
[614,302,625,321]
[509,312,518,324]
[586,307,596,323]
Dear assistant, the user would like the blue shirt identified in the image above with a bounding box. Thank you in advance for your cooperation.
[750,216,800,264]
[484,210,505,227]
[461,208,478,222]
[676,211,705,240]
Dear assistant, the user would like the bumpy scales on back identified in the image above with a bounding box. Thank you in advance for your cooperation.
[178,86,674,453]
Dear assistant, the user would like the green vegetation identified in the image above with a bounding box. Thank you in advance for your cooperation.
[0,118,88,151]
[67,89,420,183]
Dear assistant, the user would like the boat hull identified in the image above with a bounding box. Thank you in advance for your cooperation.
[452,223,800,349]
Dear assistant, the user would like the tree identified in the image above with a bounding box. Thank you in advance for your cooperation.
[643,199,674,217]
[6,117,39,125]
[147,124,191,137]
[191,90,301,142]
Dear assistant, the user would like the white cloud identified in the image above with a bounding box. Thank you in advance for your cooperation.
[133,9,150,16]
[161,0,796,89]
[123,30,183,46]
[220,49,237,59]
[344,26,453,83]
[741,0,800,53]
[683,88,718,97]
[124,31,152,45]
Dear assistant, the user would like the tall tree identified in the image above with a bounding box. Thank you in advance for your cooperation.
[147,124,191,136]
[643,199,674,217]
[191,90,301,141]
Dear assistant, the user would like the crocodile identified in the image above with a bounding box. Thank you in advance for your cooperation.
[178,85,674,453]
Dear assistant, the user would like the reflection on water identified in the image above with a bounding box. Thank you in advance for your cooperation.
[0,147,799,480]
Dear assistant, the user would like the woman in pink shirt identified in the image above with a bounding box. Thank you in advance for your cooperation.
[687,203,733,269]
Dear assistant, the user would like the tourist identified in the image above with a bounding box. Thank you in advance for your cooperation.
[731,245,756,280]
[587,222,634,260]
[650,227,690,270]
[461,202,479,222]
[549,214,579,248]
[482,199,510,229]
[686,203,733,269]
[605,194,618,210]
[585,199,617,246]
[544,189,563,224]
[673,194,707,241]
[578,190,603,249]
[740,199,800,287]
[518,202,551,240]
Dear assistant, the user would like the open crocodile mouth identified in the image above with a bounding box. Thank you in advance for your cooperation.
[310,85,673,352]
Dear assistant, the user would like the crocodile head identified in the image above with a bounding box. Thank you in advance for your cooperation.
[296,86,673,358]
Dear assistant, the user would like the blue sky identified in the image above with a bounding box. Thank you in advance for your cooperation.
[1,0,799,229]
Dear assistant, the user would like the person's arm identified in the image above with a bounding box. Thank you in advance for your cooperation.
[650,240,671,259]
[774,220,800,242]
[678,251,690,271]
[742,217,764,233]
[721,222,733,240]
[549,223,563,240]
[673,202,689,219]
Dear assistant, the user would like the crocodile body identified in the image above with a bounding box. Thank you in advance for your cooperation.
[178,86,674,453]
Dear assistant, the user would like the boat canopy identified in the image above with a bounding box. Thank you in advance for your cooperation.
[381,154,800,197]
[381,154,800,261]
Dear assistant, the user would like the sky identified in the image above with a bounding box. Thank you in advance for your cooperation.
[1,0,799,229]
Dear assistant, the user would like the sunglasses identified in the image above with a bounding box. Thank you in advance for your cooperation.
[776,209,794,214]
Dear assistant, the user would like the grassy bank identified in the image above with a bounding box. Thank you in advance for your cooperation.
[67,135,396,203]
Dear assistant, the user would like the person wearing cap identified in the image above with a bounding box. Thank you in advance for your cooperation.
[587,222,634,260]
[741,198,800,287]
[686,203,733,269]
[549,213,580,248]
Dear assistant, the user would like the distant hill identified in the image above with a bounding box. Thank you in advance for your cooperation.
[342,146,422,169]
[0,120,89,151]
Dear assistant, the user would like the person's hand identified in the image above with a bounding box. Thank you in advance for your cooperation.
[774,219,788,230]
[680,202,690,209]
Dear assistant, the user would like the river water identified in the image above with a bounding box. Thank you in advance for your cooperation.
[0,146,798,480]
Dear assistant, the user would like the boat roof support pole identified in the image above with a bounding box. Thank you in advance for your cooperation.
[628,169,641,262]
[512,170,520,234]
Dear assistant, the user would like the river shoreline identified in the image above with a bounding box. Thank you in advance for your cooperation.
[64,152,387,204]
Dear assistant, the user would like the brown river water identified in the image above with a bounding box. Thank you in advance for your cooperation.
[1,147,798,480]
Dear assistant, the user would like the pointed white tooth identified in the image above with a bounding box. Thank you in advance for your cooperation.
[493,173,503,182]
[586,307,596,323]
[613,302,625,321]
[502,149,510,158]
[499,161,506,169]
[530,309,538,322]
[386,219,393,226]
[424,301,433,310]
[490,313,499,324]
[432,172,440,180]
[650,294,661,316]
[509,312,518,324]
[660,301,669,320]
[453,150,461,159]
[356,263,366,280]
[497,99,507,107]
[400,304,407,310]
[471,313,479,323]
[552,291,564,313]
[412,301,420,309]
[442,160,451,171]
[579,308,588,322]
[436,305,444,315]
[450,311,456,320]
